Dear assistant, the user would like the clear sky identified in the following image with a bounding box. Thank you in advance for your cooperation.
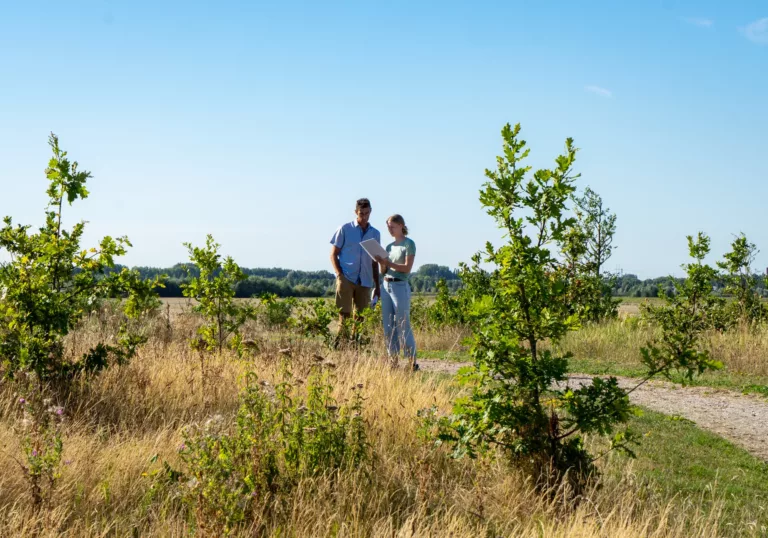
[1,1,766,278]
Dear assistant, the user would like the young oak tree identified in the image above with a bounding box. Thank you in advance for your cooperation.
[182,235,255,356]
[0,134,162,383]
[434,124,721,491]
[574,187,616,279]
[641,233,725,377]
[717,234,767,326]
[569,187,620,322]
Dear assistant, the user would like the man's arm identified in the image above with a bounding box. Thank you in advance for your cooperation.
[330,246,343,278]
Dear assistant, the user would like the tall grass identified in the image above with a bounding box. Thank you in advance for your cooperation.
[561,318,768,380]
[0,313,757,536]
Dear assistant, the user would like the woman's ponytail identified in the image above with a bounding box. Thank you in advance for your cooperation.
[388,214,408,236]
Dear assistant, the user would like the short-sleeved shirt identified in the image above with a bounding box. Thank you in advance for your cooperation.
[385,237,416,281]
[330,220,381,288]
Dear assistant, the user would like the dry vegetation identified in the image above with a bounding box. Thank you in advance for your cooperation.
[0,308,760,537]
[561,317,768,380]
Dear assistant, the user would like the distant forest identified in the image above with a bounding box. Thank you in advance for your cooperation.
[612,273,768,298]
[114,264,768,299]
[117,263,462,298]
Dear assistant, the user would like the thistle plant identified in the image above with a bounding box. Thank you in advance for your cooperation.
[179,364,369,535]
[13,373,65,510]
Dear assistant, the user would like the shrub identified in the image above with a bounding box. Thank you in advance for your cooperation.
[641,233,725,380]
[434,124,720,493]
[340,303,380,349]
[717,234,767,326]
[179,365,369,535]
[427,279,467,327]
[292,298,338,348]
[0,134,161,382]
[257,292,297,329]
[182,235,255,356]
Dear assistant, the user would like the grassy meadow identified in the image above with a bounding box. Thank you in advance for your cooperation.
[0,300,766,537]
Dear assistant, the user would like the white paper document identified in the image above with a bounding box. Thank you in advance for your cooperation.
[360,238,388,261]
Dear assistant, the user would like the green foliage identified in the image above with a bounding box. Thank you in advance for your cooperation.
[339,304,381,349]
[179,365,369,535]
[641,233,726,380]
[181,235,255,356]
[412,279,472,330]
[566,187,620,322]
[573,187,617,277]
[135,263,462,298]
[0,134,162,382]
[427,279,468,327]
[717,234,767,325]
[435,123,638,490]
[292,298,338,348]
[409,294,431,330]
[257,293,297,329]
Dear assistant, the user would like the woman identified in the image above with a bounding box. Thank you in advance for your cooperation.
[376,214,418,370]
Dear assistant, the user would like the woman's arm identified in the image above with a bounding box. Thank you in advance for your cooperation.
[379,254,414,274]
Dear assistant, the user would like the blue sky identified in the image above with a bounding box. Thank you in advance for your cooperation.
[1,1,766,278]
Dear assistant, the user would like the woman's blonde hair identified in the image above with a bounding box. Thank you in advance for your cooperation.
[387,214,408,236]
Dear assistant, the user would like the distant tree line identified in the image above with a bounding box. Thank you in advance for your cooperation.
[114,263,462,298]
[110,263,766,299]
[612,273,768,298]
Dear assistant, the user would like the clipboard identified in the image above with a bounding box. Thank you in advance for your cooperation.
[360,238,388,261]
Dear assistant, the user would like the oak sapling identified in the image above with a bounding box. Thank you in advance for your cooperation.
[717,234,767,326]
[433,124,722,493]
[0,133,163,383]
[182,235,256,357]
[570,187,620,322]
[641,233,725,380]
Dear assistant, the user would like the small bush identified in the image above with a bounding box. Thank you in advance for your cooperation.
[0,134,161,382]
[292,298,338,347]
[179,364,369,535]
[257,293,297,329]
[182,235,255,356]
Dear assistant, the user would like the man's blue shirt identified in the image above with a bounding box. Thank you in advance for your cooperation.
[330,220,381,288]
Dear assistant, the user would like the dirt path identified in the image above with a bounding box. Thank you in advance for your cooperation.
[417,359,768,461]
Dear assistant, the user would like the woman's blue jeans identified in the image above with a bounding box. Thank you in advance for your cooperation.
[381,280,416,360]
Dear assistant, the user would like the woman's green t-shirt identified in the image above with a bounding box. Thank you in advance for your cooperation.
[385,237,416,281]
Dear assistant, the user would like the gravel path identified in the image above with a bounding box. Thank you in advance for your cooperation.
[417,359,768,461]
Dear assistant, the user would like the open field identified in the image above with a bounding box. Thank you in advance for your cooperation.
[0,309,767,536]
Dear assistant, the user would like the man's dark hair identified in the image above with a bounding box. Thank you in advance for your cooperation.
[356,198,371,211]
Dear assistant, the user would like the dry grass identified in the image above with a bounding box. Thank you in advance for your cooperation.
[561,318,768,379]
[0,315,757,537]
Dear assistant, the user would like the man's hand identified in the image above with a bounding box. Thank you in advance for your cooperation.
[373,285,381,299]
[330,245,343,280]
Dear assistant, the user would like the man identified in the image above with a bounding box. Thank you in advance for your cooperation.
[329,198,381,328]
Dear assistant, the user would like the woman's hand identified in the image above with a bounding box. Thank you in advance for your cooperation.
[375,255,389,267]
